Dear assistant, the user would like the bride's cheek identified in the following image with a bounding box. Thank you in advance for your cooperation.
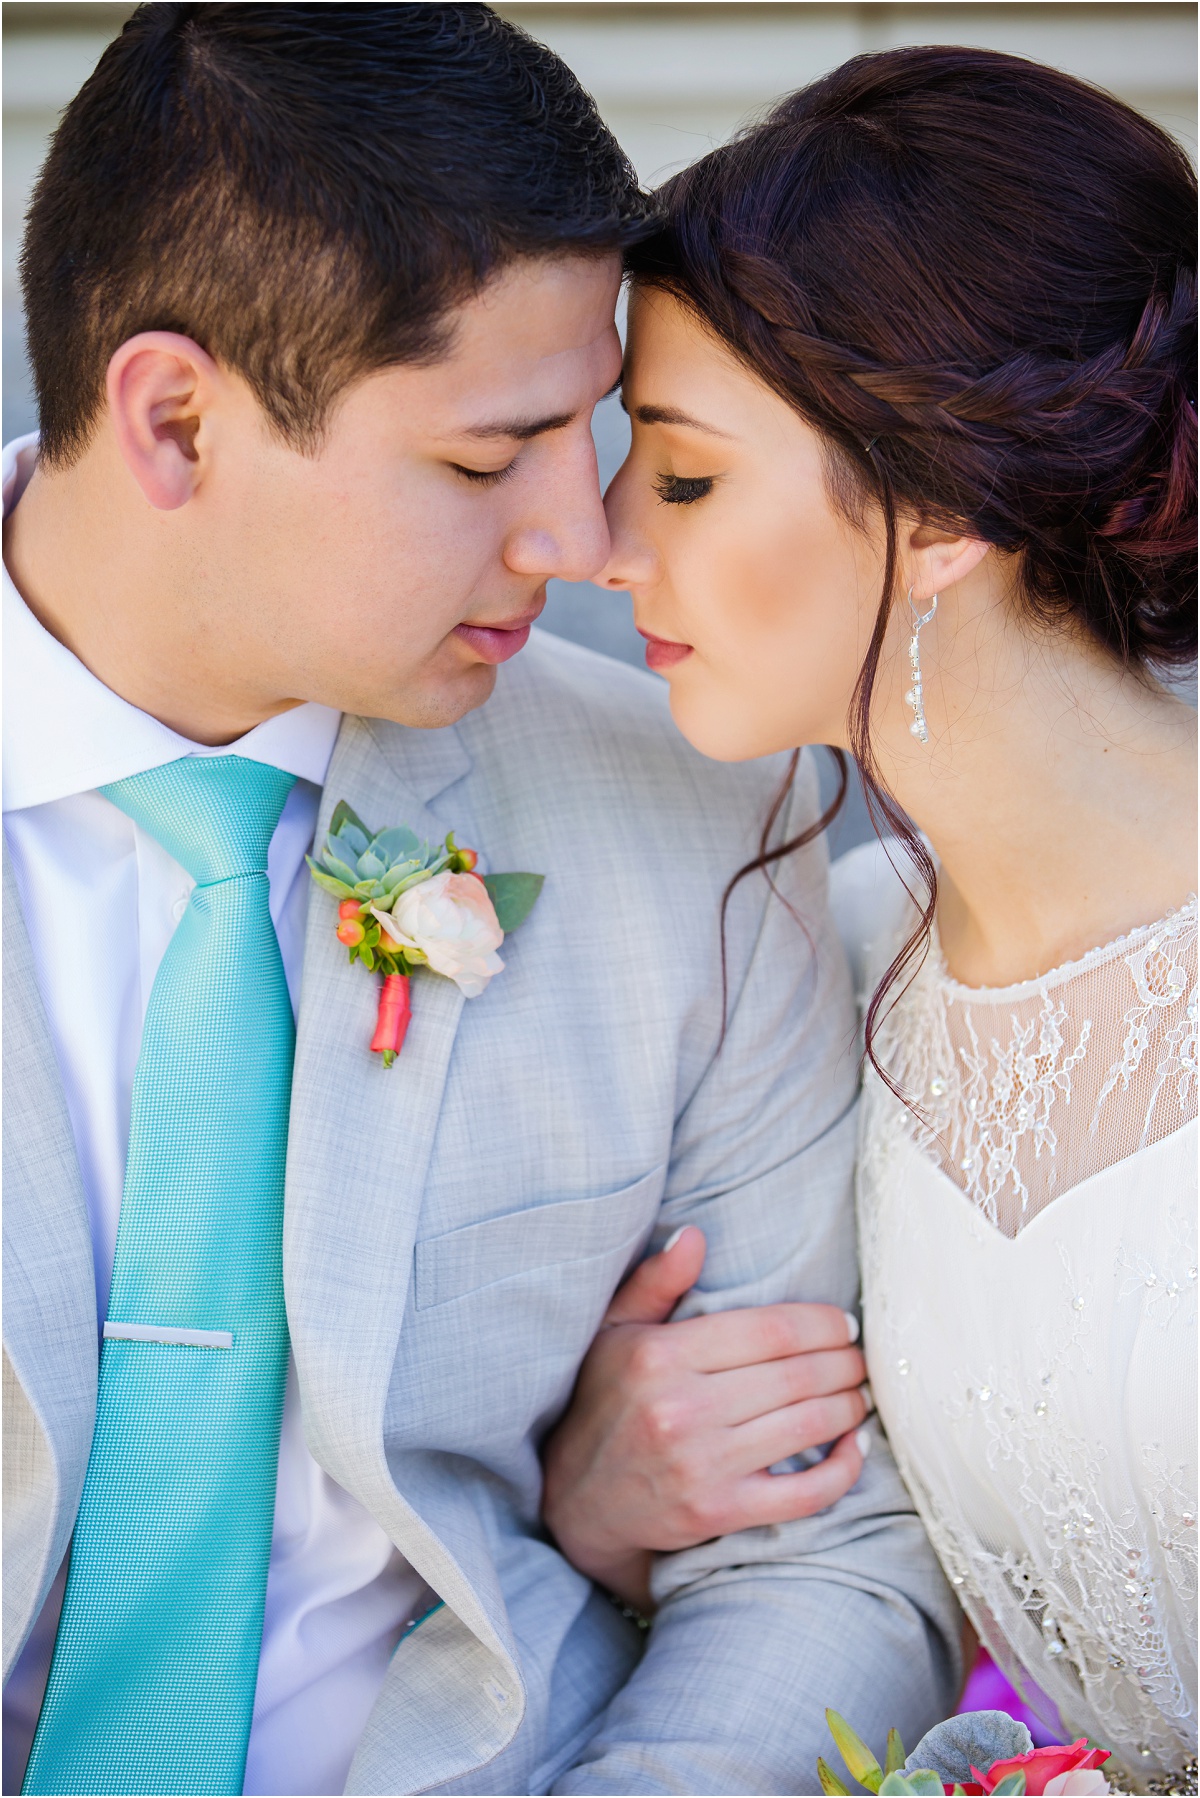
[666,568,799,761]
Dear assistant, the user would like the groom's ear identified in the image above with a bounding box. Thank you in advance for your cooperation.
[105,331,224,511]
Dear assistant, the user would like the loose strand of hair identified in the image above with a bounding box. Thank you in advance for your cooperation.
[718,745,849,1041]
[855,448,940,1109]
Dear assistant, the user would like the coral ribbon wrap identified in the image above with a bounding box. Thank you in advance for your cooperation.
[371,974,411,1058]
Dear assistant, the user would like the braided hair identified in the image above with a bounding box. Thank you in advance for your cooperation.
[626,45,1197,1090]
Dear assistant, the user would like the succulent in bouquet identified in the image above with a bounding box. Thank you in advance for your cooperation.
[818,1708,1112,1797]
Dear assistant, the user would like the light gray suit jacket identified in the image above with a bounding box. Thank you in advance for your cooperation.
[4,630,959,1795]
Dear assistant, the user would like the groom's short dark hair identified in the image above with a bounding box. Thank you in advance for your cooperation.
[22,2,649,466]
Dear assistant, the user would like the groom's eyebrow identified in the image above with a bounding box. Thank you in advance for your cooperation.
[458,374,624,442]
[462,410,576,442]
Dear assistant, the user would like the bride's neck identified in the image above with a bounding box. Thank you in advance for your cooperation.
[861,592,1197,989]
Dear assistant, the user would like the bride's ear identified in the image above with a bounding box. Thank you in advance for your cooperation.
[902,522,991,604]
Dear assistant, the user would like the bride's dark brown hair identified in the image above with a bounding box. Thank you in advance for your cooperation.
[626,45,1197,1086]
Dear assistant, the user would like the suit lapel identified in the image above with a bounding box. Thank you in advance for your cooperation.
[283,716,513,1653]
[2,850,98,1671]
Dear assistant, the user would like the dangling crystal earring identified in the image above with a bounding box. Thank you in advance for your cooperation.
[905,589,938,743]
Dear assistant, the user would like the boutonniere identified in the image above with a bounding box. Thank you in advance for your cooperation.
[307,801,543,1065]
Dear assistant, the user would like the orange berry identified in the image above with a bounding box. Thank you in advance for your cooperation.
[338,898,362,920]
[336,918,365,947]
[455,847,479,872]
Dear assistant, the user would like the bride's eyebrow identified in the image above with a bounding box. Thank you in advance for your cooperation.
[629,401,736,439]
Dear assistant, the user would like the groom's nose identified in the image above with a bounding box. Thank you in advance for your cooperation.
[503,430,612,583]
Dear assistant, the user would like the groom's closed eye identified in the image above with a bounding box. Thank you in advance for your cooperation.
[444,413,575,485]
[456,374,624,447]
[451,461,520,487]
[444,378,624,486]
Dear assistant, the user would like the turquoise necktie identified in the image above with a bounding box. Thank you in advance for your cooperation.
[24,755,298,1797]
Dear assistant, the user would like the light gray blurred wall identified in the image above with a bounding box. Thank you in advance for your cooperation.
[4,2,1195,847]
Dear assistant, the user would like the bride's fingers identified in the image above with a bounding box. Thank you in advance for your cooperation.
[674,1301,860,1373]
[704,1347,867,1426]
[725,1427,870,1530]
[602,1226,708,1328]
[727,1387,870,1473]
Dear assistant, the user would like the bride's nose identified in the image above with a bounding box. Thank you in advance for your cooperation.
[592,460,659,592]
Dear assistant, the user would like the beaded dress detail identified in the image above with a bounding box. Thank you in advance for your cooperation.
[843,851,1197,1792]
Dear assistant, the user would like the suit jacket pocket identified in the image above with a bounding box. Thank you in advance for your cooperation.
[412,1165,666,1311]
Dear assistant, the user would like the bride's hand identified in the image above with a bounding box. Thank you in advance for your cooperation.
[541,1227,870,1613]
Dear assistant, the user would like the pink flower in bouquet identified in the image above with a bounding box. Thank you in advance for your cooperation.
[969,1739,1110,1795]
[374,872,504,998]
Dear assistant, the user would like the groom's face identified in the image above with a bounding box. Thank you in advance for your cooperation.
[211,254,622,729]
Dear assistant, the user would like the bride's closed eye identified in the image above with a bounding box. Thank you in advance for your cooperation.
[653,472,716,505]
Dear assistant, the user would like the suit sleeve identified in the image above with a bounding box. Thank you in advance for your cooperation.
[551,759,961,1796]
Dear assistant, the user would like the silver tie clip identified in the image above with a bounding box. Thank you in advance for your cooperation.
[103,1321,233,1349]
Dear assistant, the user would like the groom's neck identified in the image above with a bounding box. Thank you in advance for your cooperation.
[4,441,300,746]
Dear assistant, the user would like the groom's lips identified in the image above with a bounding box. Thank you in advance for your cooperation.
[454,596,545,665]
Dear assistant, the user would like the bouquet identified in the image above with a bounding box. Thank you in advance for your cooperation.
[819,1709,1111,1796]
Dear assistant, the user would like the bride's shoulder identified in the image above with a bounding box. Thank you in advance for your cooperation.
[828,836,922,1003]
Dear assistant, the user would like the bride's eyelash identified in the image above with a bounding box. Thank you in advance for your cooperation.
[451,461,517,488]
[654,472,715,506]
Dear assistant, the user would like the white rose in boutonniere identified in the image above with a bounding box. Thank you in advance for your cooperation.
[372,872,504,999]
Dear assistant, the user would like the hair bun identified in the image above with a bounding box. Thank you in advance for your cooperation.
[631,49,1197,674]
[1077,269,1196,670]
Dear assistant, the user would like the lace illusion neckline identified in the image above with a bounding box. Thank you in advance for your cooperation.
[927,895,1199,1005]
[869,892,1197,1236]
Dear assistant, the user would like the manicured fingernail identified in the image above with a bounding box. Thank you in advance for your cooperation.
[843,1311,860,1343]
[855,1426,872,1459]
[860,1383,875,1414]
[663,1227,686,1254]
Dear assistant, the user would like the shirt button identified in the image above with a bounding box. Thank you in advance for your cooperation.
[172,894,189,922]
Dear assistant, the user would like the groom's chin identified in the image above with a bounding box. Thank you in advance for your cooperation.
[372,659,499,731]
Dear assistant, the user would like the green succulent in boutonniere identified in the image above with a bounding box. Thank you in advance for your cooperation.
[307,799,543,1065]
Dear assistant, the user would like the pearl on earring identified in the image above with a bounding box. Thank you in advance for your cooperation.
[904,590,938,743]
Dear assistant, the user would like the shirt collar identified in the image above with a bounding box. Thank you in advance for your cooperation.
[2,434,342,813]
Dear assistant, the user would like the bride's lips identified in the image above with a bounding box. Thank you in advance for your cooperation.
[454,597,545,665]
[637,629,694,673]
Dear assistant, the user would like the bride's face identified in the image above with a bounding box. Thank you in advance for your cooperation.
[598,287,885,762]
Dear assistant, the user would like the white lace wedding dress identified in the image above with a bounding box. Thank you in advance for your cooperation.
[832,843,1197,1793]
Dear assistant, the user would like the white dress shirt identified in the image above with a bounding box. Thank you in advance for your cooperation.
[2,436,427,1797]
